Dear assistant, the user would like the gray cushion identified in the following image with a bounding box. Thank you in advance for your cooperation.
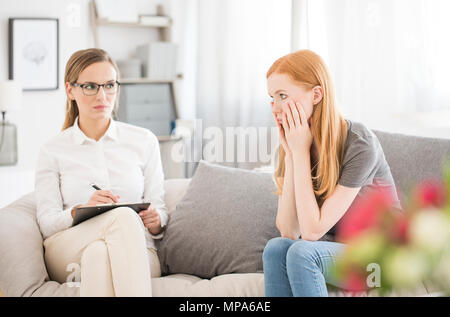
[157,160,280,279]
[0,192,79,297]
[373,130,450,202]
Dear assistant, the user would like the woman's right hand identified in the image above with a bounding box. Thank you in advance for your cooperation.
[72,190,120,218]
[272,102,292,157]
[86,190,120,206]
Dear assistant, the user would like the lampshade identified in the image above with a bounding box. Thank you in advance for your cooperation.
[0,80,22,112]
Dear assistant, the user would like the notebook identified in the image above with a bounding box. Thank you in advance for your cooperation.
[72,202,151,226]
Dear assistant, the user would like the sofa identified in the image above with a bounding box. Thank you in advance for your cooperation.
[1,129,449,297]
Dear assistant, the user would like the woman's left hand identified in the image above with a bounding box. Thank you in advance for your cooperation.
[139,206,162,235]
[281,101,313,156]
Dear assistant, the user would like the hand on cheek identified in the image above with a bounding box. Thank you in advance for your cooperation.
[281,100,313,156]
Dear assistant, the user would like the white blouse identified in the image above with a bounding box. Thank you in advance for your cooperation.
[35,116,169,249]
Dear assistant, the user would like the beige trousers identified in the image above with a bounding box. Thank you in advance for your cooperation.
[44,207,160,297]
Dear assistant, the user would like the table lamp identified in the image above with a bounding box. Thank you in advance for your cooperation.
[0,80,22,166]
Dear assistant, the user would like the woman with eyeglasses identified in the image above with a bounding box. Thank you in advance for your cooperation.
[35,48,168,296]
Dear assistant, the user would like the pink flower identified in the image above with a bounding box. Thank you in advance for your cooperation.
[337,187,396,242]
[343,270,368,292]
[415,179,447,209]
[387,212,409,244]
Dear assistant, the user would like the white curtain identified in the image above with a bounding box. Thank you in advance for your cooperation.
[170,0,292,169]
[292,0,450,138]
[170,0,450,172]
[194,0,292,129]
[171,0,292,126]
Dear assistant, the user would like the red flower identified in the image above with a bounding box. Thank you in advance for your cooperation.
[415,179,447,208]
[387,212,409,244]
[343,270,368,292]
[337,187,396,242]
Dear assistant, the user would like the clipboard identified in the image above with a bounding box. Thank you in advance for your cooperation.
[72,202,151,226]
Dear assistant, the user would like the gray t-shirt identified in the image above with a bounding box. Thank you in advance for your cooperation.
[327,119,402,236]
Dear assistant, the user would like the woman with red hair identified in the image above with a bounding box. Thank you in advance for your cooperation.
[262,49,401,296]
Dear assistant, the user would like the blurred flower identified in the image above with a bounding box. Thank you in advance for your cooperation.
[383,247,430,289]
[334,159,450,295]
[344,232,386,266]
[342,270,368,292]
[337,187,396,242]
[414,179,447,209]
[387,212,409,244]
[409,211,450,253]
[433,248,450,292]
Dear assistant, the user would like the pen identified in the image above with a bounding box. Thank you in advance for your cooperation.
[91,183,120,203]
[91,183,102,190]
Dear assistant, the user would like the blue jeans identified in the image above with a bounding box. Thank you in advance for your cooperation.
[262,237,346,297]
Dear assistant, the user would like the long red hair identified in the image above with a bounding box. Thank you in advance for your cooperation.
[268,49,348,207]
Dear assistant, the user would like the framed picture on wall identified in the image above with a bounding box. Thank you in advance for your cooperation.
[8,18,59,91]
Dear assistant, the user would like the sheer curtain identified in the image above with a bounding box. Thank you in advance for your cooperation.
[170,0,292,168]
[194,0,291,129]
[292,0,450,138]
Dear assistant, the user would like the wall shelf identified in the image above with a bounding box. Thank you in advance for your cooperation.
[95,17,172,29]
[87,1,187,178]
[89,0,182,80]
[89,1,172,46]
[120,76,181,84]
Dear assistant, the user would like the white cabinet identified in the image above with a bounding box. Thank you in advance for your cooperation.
[117,81,177,136]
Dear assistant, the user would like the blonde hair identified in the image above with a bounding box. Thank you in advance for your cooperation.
[268,49,348,208]
[62,48,120,130]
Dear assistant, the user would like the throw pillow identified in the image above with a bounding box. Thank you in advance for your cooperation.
[157,160,280,279]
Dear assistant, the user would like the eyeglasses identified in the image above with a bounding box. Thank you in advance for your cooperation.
[71,81,120,96]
